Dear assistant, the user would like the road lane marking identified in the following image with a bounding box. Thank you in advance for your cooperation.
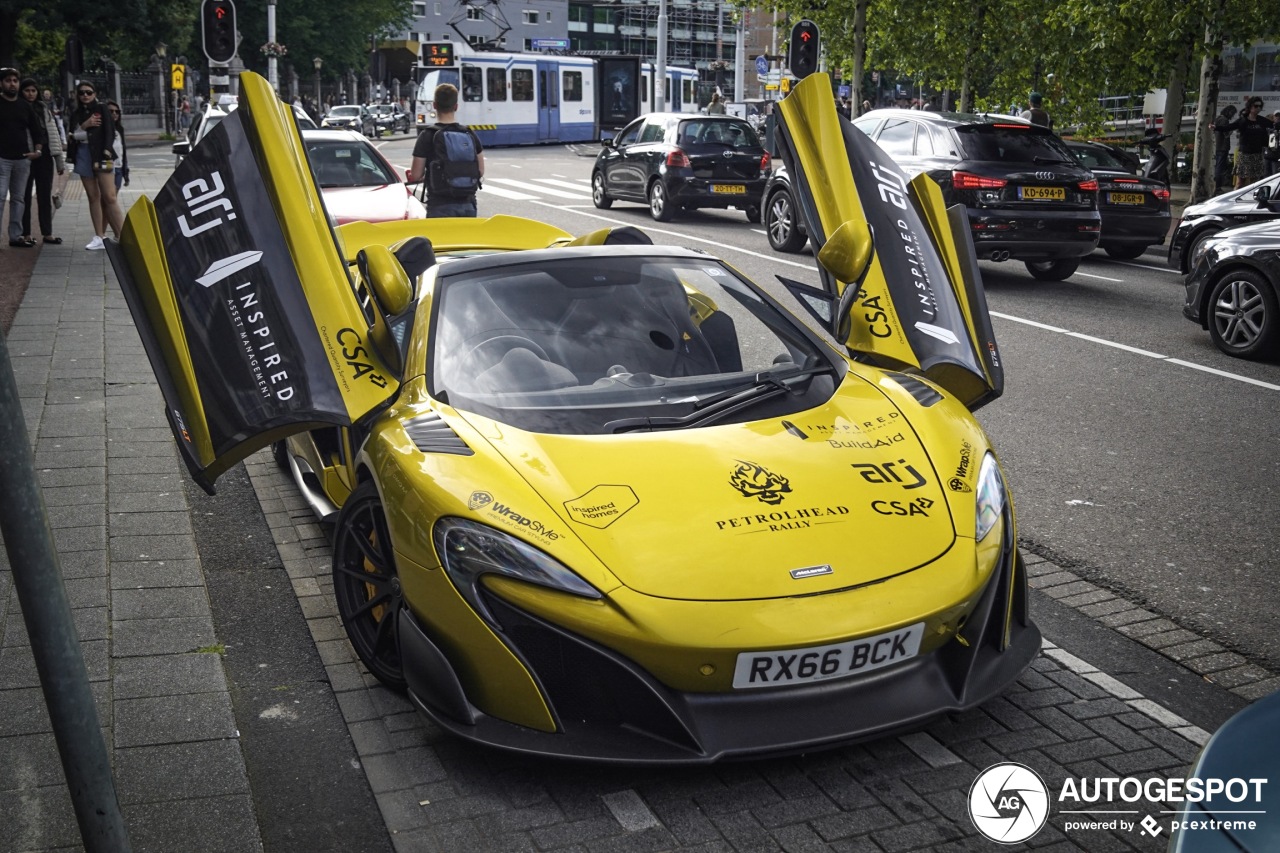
[480,184,538,201]
[1074,271,1124,283]
[532,178,593,193]
[486,177,588,199]
[1111,260,1181,274]
[993,311,1280,391]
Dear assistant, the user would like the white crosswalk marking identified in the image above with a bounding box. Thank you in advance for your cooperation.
[479,184,538,201]
[532,178,593,193]
[484,177,590,200]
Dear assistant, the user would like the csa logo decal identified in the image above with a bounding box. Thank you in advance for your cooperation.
[468,491,493,511]
[730,460,792,505]
[871,497,934,517]
[564,485,639,529]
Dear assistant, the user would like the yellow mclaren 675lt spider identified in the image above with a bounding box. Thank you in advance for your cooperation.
[106,73,1040,763]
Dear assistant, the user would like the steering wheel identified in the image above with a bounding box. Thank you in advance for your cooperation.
[460,335,550,376]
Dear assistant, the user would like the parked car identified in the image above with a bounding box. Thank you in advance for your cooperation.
[1064,140,1171,259]
[321,104,377,137]
[1182,212,1280,360]
[172,103,231,167]
[1168,174,1280,273]
[761,164,808,252]
[292,104,318,130]
[301,129,425,224]
[369,102,410,135]
[844,110,1100,280]
[592,113,770,222]
[107,72,1038,764]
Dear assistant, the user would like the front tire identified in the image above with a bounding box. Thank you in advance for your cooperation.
[1025,258,1080,281]
[765,189,807,253]
[1207,269,1279,360]
[648,180,676,222]
[592,172,613,209]
[332,480,406,691]
[1104,244,1147,260]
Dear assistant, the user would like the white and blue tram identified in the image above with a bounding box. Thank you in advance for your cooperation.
[413,46,699,146]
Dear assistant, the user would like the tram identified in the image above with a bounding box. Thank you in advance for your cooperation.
[412,44,700,146]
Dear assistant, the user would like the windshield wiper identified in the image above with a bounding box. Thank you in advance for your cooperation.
[605,364,834,434]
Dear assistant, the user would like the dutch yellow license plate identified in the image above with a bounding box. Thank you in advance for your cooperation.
[1020,185,1065,200]
[1108,192,1146,205]
[711,184,746,194]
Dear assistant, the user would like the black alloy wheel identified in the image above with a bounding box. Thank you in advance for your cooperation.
[765,189,807,253]
[648,179,676,222]
[592,172,613,209]
[1104,244,1148,260]
[332,480,407,690]
[1207,269,1279,360]
[1025,258,1081,281]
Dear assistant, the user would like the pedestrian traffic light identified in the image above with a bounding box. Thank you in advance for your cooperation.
[201,0,237,64]
[788,20,820,80]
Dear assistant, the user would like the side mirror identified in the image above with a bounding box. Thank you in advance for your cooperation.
[816,220,876,345]
[172,140,190,156]
[357,245,413,316]
[1255,185,1272,205]
[601,136,615,148]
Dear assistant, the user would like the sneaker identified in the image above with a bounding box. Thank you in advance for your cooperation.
[85,236,105,251]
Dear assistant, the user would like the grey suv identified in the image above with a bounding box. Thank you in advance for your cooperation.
[766,110,1102,280]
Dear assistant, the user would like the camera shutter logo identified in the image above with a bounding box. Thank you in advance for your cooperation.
[968,762,1050,843]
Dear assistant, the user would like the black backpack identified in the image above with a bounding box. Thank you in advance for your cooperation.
[426,125,481,199]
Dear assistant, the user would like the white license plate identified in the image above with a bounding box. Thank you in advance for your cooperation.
[732,622,924,689]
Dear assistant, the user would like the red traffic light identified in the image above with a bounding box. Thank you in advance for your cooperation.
[788,20,820,80]
[202,0,237,64]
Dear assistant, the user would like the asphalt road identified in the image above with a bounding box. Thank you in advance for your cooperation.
[344,138,1280,675]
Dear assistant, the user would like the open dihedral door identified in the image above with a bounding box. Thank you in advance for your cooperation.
[106,73,399,493]
[775,75,1004,411]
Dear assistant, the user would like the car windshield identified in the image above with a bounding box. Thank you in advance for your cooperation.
[430,252,840,434]
[1069,145,1131,171]
[676,119,761,148]
[331,106,361,117]
[955,125,1075,163]
[305,140,396,187]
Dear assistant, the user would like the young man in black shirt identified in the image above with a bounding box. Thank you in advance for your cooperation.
[407,83,485,217]
[0,67,45,248]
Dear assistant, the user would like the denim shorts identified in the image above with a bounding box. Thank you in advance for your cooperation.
[73,145,95,178]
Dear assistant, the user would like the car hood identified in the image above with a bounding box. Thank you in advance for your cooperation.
[456,376,963,601]
[321,184,421,224]
[1205,219,1280,249]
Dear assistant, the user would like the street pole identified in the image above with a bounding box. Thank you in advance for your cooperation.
[0,331,132,853]
[267,0,278,93]
[655,0,668,112]
[734,15,744,104]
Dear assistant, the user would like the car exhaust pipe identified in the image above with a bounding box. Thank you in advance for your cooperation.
[989,250,1011,262]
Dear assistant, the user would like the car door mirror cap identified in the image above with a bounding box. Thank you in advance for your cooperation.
[817,219,875,292]
[1255,185,1272,205]
[357,244,413,316]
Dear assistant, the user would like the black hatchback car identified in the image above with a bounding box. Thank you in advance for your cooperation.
[833,110,1100,280]
[592,113,771,222]
[1064,140,1171,259]
[1183,202,1280,360]
[1168,174,1280,273]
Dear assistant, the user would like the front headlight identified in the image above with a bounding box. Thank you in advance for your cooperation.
[975,453,1006,542]
[433,518,601,618]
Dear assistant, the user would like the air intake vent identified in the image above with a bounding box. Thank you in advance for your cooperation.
[888,374,943,407]
[404,413,473,455]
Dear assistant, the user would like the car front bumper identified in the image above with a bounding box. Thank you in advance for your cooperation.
[398,511,1039,764]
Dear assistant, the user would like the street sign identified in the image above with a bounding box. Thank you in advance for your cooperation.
[755,55,768,76]
[171,64,186,91]
[781,77,791,94]
[422,42,455,67]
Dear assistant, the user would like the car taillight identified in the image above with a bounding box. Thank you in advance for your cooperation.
[953,171,1007,190]
[666,149,690,168]
[760,152,771,172]
[1153,187,1171,201]
[1078,179,1098,192]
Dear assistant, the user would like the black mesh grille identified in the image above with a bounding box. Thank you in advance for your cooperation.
[404,413,473,455]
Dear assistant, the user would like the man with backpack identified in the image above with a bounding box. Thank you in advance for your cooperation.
[408,83,484,217]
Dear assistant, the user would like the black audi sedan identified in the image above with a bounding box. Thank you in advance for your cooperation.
[828,110,1100,280]
[1065,140,1171,259]
[1183,210,1280,360]
[1168,174,1280,273]
[592,113,771,222]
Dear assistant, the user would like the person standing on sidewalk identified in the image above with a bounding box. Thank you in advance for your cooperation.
[1212,103,1238,195]
[0,67,45,249]
[107,101,129,194]
[406,83,484,218]
[66,81,123,250]
[20,77,65,245]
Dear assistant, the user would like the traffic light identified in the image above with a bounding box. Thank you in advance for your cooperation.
[202,0,237,64]
[788,19,820,80]
[65,36,84,76]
